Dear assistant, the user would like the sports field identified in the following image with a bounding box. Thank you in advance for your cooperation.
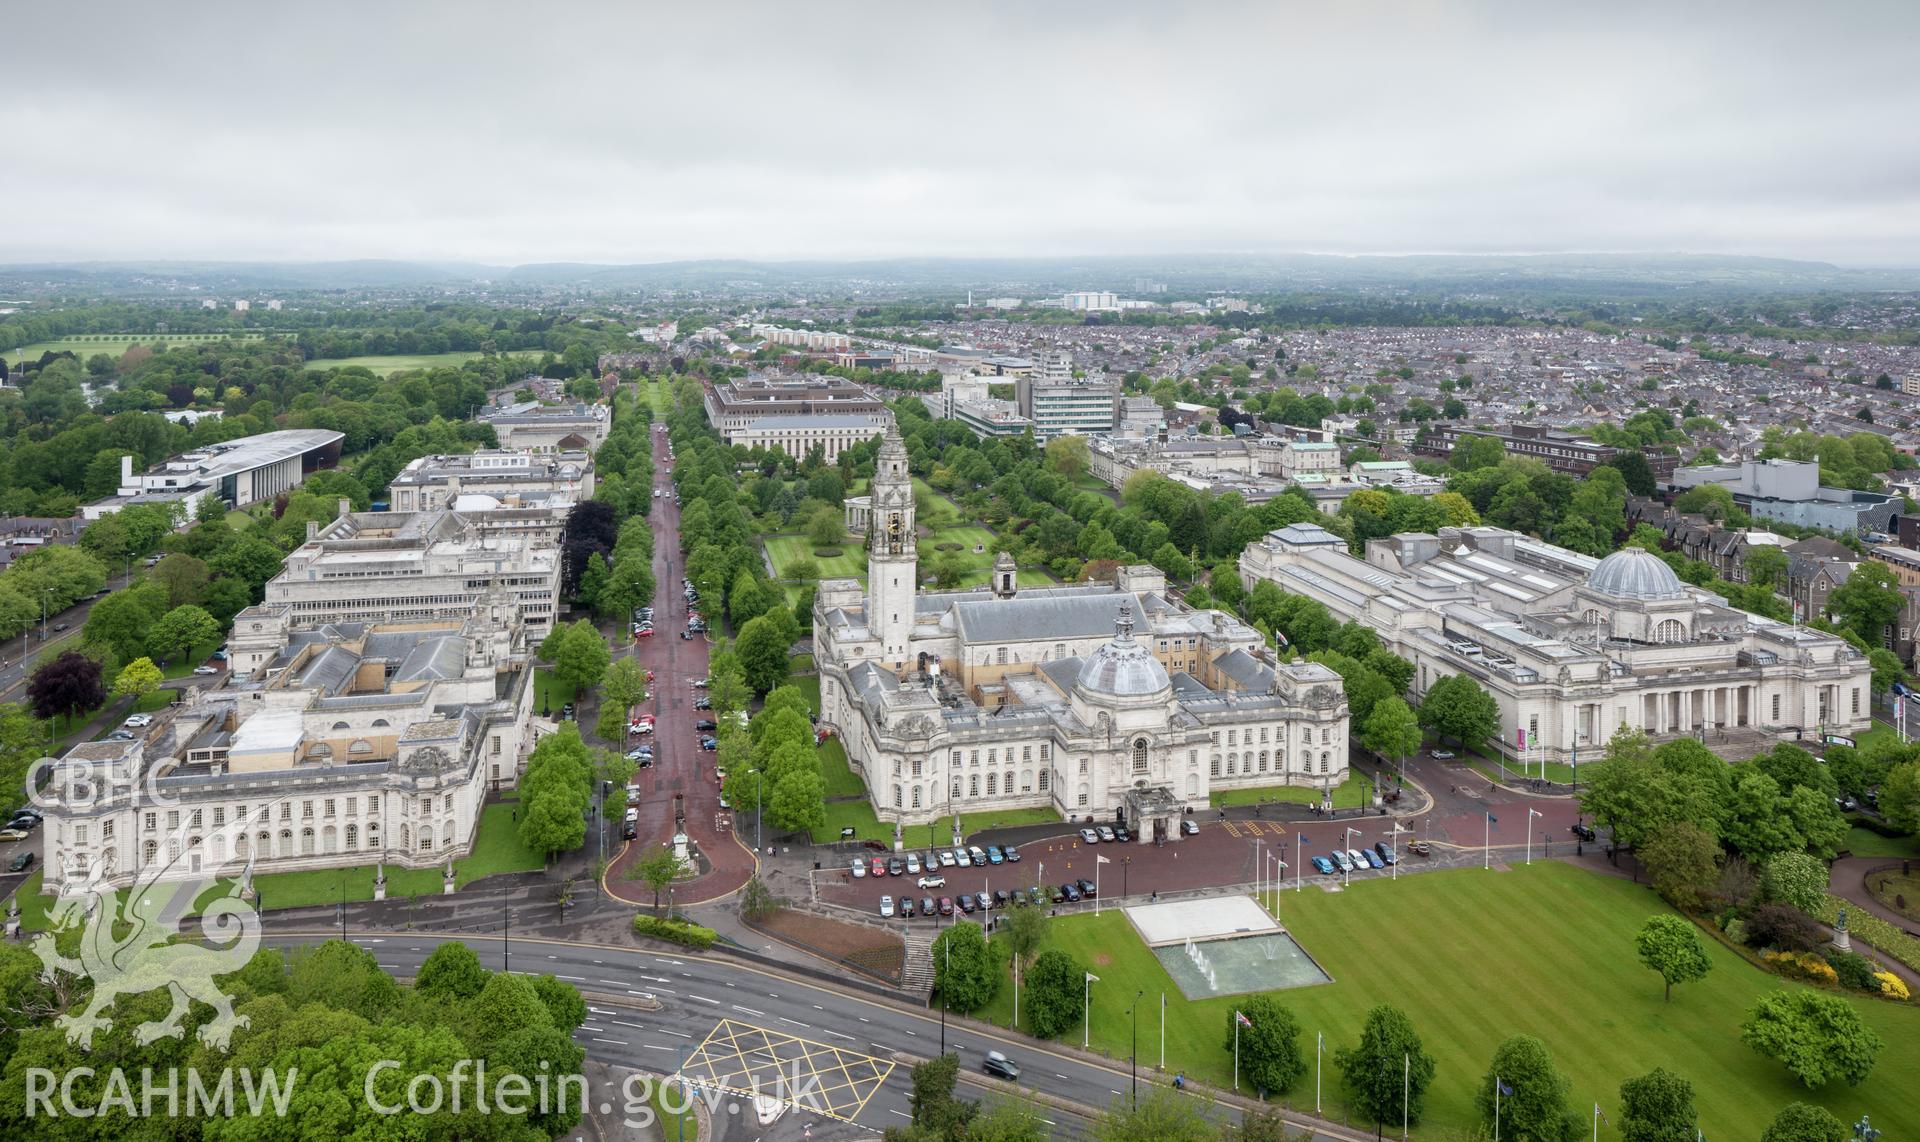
[8,333,265,359]
[978,861,1920,1139]
[303,350,543,376]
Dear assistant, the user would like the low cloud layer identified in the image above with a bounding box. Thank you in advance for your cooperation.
[5,1,1917,265]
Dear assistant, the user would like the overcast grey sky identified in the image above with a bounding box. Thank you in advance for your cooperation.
[6,1,1917,265]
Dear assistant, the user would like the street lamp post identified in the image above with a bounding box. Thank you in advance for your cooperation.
[1122,856,1130,903]
[1343,827,1359,887]
[1129,990,1142,1108]
[1527,808,1543,865]
[756,770,763,853]
[1390,822,1407,881]
[1083,972,1098,1050]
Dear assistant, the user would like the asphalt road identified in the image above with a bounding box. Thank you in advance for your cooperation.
[262,930,1149,1137]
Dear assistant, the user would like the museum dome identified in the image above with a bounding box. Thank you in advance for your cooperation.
[1586,547,1685,600]
[1076,602,1171,699]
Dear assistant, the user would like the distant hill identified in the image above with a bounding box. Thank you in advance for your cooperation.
[2,252,1916,295]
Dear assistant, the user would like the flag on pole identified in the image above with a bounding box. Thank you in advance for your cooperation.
[1096,855,1112,865]
[1487,812,1499,824]
[1595,1104,1609,1124]
[1235,1010,1253,1029]
[1498,1080,1514,1097]
[1085,972,1100,983]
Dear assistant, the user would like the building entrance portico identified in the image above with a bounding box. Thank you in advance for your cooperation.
[1122,785,1184,845]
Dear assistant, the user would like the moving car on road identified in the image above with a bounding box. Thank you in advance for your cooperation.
[982,1051,1020,1081]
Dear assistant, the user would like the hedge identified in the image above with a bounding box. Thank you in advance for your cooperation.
[1814,894,1920,977]
[633,914,717,949]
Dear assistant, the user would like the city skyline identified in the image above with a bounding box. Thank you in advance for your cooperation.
[5,1,1917,266]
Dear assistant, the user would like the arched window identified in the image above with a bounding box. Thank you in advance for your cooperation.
[278,829,293,857]
[301,827,315,855]
[236,833,249,856]
[372,719,391,728]
[143,840,158,866]
[1319,752,1329,774]
[1038,770,1050,792]
[322,826,336,854]
[1187,774,1199,798]
[986,773,998,796]
[1259,750,1269,772]
[332,721,350,730]
[970,774,980,797]
[892,786,902,809]
[1021,769,1032,794]
[911,786,922,809]
[1278,749,1287,772]
[346,824,359,850]
[400,825,411,851]
[1227,752,1237,775]
[419,827,433,852]
[1132,738,1149,773]
[307,743,332,759]
[951,781,961,800]
[258,831,270,857]
[1653,619,1686,644]
[349,740,374,755]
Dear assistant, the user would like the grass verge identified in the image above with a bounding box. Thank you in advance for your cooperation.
[1210,773,1372,809]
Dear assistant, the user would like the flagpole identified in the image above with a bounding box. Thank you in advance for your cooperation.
[1528,808,1542,865]
[1403,1053,1410,1141]
[1095,855,1101,916]
[1233,1018,1240,1091]
[1594,1103,1600,1142]
[1159,991,1165,1070]
[1495,1076,1502,1142]
[1315,1030,1322,1114]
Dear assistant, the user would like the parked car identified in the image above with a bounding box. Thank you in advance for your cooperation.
[916,874,944,889]
[989,890,1006,908]
[1569,823,1597,842]
[851,858,867,879]
[560,703,574,720]
[934,896,951,916]
[879,896,894,918]
[693,698,713,710]
[1330,851,1353,872]
[1114,825,1132,843]
[694,720,718,732]
[870,857,887,877]
[1347,849,1369,870]
[622,820,637,839]
[698,737,718,751]
[1181,818,1200,836]
[886,857,905,877]
[967,846,988,866]
[1078,827,1100,844]
[920,897,936,917]
[982,1051,1020,1081]
[1363,849,1384,869]
[0,828,29,843]
[1373,842,1397,865]
[1076,878,1097,898]
[1028,886,1047,907]
[1311,855,1337,875]
[123,714,153,728]
[938,850,957,867]
[106,730,136,741]
[1061,882,1082,902]
[953,848,971,867]
[1095,825,1116,843]
[635,626,654,638]
[899,897,914,918]
[956,894,975,914]
[1408,840,1433,857]
[10,851,36,872]
[905,854,922,875]
[1002,844,1020,863]
[1049,884,1067,904]
[986,846,1004,865]
[193,666,219,675]
[1430,750,1456,760]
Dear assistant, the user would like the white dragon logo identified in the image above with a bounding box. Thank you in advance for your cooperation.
[32,820,263,1051]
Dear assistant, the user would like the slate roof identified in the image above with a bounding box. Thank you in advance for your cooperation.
[951,592,1151,644]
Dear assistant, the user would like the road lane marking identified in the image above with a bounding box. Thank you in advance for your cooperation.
[688,994,721,1004]
[591,1037,627,1045]
[732,1005,765,1016]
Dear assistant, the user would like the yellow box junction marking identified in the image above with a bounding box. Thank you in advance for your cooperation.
[681,1018,895,1123]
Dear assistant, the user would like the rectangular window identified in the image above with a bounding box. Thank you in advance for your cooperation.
[1039,744,1051,762]
[1227,730,1237,747]
[1210,755,1222,777]
[103,820,115,840]
[190,809,203,828]
[1022,746,1031,762]
[75,825,88,845]
[1189,749,1198,769]
[911,759,922,778]
[324,799,336,818]
[951,751,960,766]
[996,647,1008,665]
[1079,757,1089,775]
[167,810,180,830]
[1771,694,1781,721]
[988,749,997,764]
[212,808,225,828]
[1076,790,1089,807]
[492,736,502,755]
[368,796,380,814]
[1851,688,1861,716]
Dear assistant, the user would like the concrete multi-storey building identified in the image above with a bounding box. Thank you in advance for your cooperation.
[1241,523,1872,765]
[1672,458,1900,535]
[812,424,1350,841]
[386,449,594,515]
[82,429,345,520]
[1420,423,1678,481]
[35,595,536,893]
[256,508,562,643]
[475,400,610,452]
[704,376,889,459]
[1017,371,1118,438]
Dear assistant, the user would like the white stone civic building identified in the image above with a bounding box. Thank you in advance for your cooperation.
[36,594,536,893]
[813,425,1350,842]
[1240,523,1873,765]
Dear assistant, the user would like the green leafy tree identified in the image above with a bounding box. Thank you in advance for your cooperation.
[1826,560,1903,644]
[415,941,490,1000]
[1762,851,1830,913]
[902,1052,976,1136]
[529,973,588,1032]
[764,768,826,835]
[1004,902,1049,969]
[595,657,649,740]
[83,582,169,664]
[1638,822,1721,913]
[931,921,998,1014]
[146,603,221,666]
[110,656,163,705]
[1089,1082,1218,1141]
[1760,1103,1848,1142]
[1475,1034,1572,1142]
[1617,1068,1695,1142]
[1417,673,1499,752]
[1744,545,1788,590]
[1883,760,1920,834]
[1226,994,1306,1097]
[1741,990,1884,1089]
[1635,914,1711,1002]
[1362,696,1422,771]
[549,619,610,693]
[805,505,845,548]
[1335,1004,1438,1131]
[1023,949,1086,1040]
[736,613,792,696]
[632,844,685,917]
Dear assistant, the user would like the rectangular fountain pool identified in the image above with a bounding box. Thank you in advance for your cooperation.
[1152,933,1332,998]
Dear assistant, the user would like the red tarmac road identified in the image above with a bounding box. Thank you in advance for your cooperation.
[602,422,756,906]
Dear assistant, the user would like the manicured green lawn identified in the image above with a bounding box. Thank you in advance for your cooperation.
[793,673,822,718]
[535,668,577,715]
[977,863,1920,1139]
[817,736,867,798]
[957,806,1063,837]
[303,350,543,376]
[1845,825,1918,858]
[647,381,673,418]
[1211,773,1371,809]
[11,801,546,928]
[764,534,866,579]
[913,477,963,528]
[811,797,888,845]
[226,508,261,531]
